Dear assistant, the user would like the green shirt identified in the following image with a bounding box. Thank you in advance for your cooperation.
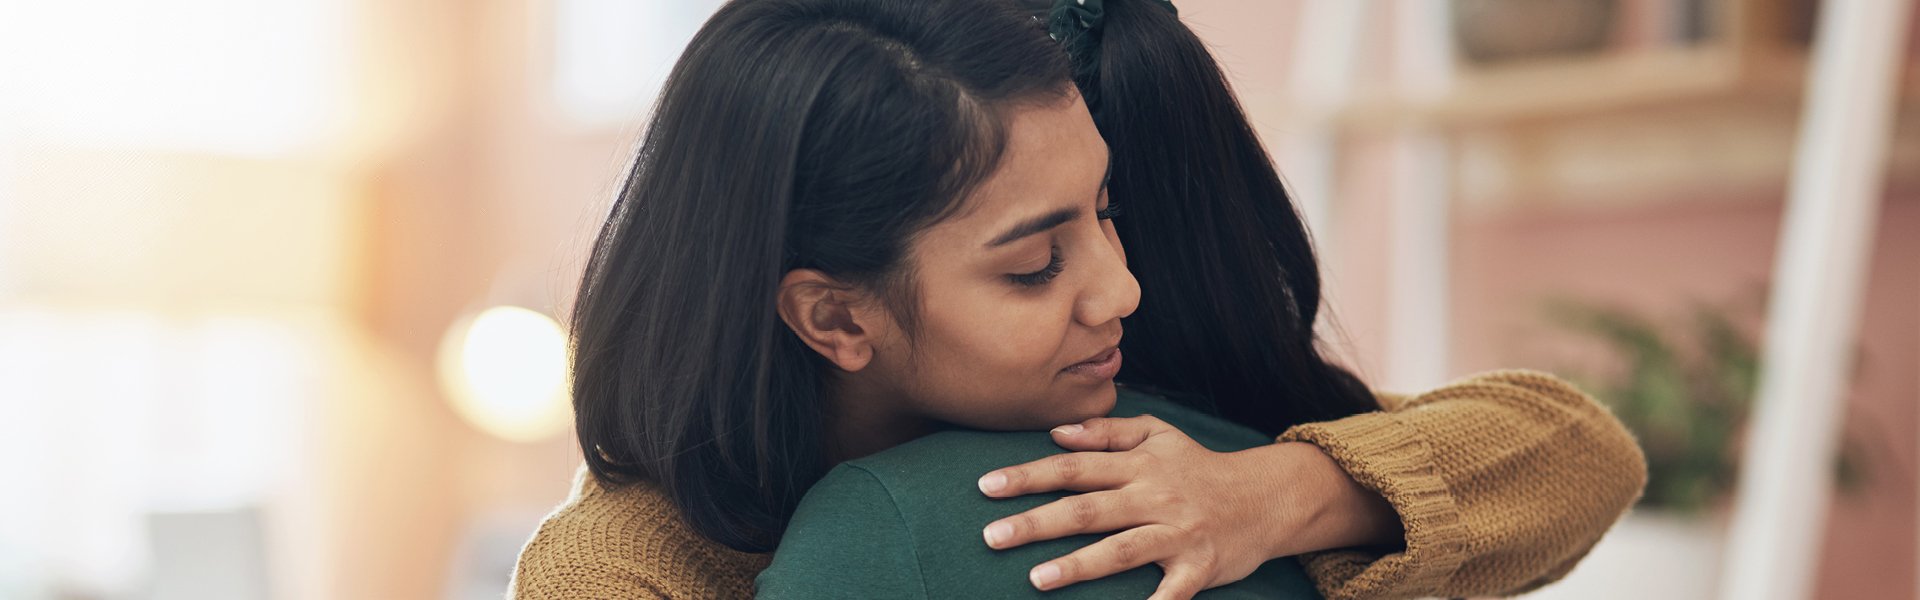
[756,386,1322,598]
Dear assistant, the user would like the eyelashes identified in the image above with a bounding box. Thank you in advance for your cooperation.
[1008,245,1064,287]
[1008,201,1117,288]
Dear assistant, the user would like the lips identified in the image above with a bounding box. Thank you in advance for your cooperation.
[1068,345,1119,369]
[1061,346,1123,381]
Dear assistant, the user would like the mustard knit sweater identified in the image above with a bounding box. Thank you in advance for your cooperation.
[510,370,1648,599]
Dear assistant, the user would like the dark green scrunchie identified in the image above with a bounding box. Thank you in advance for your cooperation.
[1046,0,1180,37]
[1046,0,1177,65]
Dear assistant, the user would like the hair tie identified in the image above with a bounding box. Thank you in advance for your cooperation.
[1046,0,1177,41]
[1046,0,1177,67]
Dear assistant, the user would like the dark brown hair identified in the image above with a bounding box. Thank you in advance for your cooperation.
[1023,0,1381,433]
[568,0,1071,552]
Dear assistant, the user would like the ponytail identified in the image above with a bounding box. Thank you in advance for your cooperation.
[1032,0,1380,434]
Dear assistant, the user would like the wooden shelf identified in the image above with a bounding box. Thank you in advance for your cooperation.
[1239,0,1920,215]
[1335,46,1752,130]
[1314,0,1920,130]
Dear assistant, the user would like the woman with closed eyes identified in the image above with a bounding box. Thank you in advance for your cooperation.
[509,1,1647,598]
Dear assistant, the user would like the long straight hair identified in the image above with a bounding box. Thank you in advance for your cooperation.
[1025,0,1380,434]
[568,0,1070,552]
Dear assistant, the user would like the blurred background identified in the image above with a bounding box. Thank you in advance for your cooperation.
[0,0,1912,598]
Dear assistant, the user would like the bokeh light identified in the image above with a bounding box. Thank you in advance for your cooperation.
[436,306,571,443]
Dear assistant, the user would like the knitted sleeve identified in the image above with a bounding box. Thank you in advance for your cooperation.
[508,468,771,599]
[508,476,672,600]
[1276,369,1648,600]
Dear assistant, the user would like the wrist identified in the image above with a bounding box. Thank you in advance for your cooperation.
[1241,442,1405,558]
[1294,440,1406,551]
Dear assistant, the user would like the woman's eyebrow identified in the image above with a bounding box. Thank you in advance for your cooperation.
[986,207,1077,248]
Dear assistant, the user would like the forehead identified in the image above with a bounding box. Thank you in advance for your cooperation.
[919,95,1109,246]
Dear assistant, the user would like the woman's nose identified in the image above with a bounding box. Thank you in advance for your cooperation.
[1076,234,1141,328]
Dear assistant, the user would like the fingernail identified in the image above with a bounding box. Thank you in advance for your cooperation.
[978,472,1007,495]
[1030,563,1062,589]
[1052,424,1085,436]
[983,521,1013,548]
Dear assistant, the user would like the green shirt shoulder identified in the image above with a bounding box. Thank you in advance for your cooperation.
[756,386,1322,599]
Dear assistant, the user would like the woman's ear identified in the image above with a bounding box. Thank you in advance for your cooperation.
[776,269,880,372]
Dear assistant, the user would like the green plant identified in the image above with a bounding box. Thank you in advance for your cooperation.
[1544,298,1865,516]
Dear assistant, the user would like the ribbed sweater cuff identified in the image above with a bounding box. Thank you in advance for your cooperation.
[1278,410,1471,600]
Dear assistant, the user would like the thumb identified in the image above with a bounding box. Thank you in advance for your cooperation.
[1050,414,1175,452]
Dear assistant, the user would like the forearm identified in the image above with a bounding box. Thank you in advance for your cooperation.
[1274,370,1648,599]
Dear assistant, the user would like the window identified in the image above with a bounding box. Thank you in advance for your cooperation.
[0,0,348,156]
[547,0,725,125]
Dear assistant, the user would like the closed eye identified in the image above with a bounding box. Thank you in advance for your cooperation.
[1008,245,1064,287]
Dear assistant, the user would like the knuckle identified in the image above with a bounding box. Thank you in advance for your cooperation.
[1014,513,1040,537]
[1055,555,1082,580]
[1133,451,1163,471]
[1111,534,1141,565]
[1146,488,1182,509]
[1052,455,1084,483]
[1189,548,1219,573]
[1068,496,1100,529]
[1002,467,1027,489]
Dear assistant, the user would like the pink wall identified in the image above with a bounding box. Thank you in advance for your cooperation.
[1174,2,1918,596]
[1452,193,1920,600]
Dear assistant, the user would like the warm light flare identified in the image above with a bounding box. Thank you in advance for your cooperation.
[436,306,570,442]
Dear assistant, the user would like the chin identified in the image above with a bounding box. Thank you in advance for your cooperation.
[1060,380,1118,423]
[946,382,1120,432]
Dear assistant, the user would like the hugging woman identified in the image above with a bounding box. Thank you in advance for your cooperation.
[510,0,1647,598]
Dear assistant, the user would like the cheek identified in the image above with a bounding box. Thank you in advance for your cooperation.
[937,297,1063,374]
[897,286,1103,429]
[905,292,1062,392]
